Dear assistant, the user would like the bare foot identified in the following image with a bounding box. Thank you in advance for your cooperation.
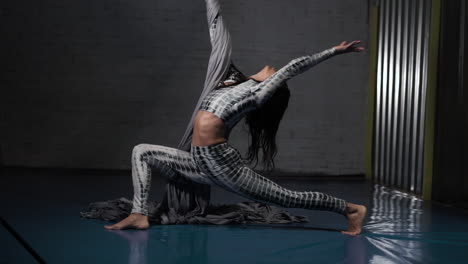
[341,203,367,236]
[104,213,150,230]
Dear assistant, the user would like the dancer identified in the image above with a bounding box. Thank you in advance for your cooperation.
[105,0,367,235]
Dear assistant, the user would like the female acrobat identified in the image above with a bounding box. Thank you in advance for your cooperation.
[105,0,367,235]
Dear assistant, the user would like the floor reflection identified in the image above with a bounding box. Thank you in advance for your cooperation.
[345,235,367,264]
[107,225,209,264]
[366,184,424,233]
[105,183,468,264]
[362,184,426,263]
[108,230,149,264]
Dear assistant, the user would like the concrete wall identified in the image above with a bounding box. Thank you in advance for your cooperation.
[0,0,369,174]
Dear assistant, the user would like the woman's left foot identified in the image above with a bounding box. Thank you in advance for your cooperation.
[341,203,367,236]
[104,213,149,230]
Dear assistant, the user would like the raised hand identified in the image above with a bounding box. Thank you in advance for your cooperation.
[333,40,365,54]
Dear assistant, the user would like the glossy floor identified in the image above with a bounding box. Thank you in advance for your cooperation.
[1,168,468,263]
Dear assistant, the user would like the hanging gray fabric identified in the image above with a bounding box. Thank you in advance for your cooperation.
[178,0,233,151]
[157,0,234,224]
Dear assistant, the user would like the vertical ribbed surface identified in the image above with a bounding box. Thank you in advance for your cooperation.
[373,0,432,195]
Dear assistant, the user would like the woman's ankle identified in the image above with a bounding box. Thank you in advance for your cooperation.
[130,212,148,217]
[345,202,358,214]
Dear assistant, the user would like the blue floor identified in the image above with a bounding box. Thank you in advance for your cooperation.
[2,168,468,263]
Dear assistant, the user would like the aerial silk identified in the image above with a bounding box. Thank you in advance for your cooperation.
[80,0,308,225]
[178,0,232,152]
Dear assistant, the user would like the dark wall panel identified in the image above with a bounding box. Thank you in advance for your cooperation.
[432,0,468,207]
[0,0,369,172]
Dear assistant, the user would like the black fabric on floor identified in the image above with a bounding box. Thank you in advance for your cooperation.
[80,197,309,225]
[80,174,309,225]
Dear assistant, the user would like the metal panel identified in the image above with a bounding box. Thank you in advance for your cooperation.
[380,0,389,184]
[416,0,431,194]
[373,0,432,195]
[374,0,384,184]
[398,0,409,189]
[406,0,416,192]
[412,0,423,193]
[388,0,396,187]
[392,0,402,188]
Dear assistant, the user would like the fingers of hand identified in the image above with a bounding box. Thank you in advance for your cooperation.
[347,40,361,47]
[352,47,365,52]
[338,40,364,52]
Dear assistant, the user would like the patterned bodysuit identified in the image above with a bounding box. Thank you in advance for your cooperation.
[130,0,347,216]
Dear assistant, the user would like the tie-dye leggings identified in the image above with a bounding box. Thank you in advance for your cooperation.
[130,142,348,216]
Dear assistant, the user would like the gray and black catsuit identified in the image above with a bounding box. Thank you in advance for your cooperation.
[131,0,347,216]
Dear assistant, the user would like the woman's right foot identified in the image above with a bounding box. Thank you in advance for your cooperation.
[342,203,367,236]
[104,213,150,230]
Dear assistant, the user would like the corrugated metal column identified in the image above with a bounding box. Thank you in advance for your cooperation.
[422,0,441,200]
[416,0,431,195]
[372,0,432,195]
[365,0,379,180]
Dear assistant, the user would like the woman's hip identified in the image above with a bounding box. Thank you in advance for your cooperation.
[190,141,245,176]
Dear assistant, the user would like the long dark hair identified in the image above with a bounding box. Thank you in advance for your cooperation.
[244,82,290,172]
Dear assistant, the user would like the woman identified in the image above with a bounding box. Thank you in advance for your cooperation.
[104,0,367,235]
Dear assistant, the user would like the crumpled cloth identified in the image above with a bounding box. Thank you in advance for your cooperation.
[80,197,309,225]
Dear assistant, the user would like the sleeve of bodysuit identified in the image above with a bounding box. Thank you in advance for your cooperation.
[251,47,338,107]
[178,0,233,151]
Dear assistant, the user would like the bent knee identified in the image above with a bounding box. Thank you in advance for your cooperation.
[132,143,147,155]
[132,143,161,158]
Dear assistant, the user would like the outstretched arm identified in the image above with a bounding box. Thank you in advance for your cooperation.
[252,40,365,106]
